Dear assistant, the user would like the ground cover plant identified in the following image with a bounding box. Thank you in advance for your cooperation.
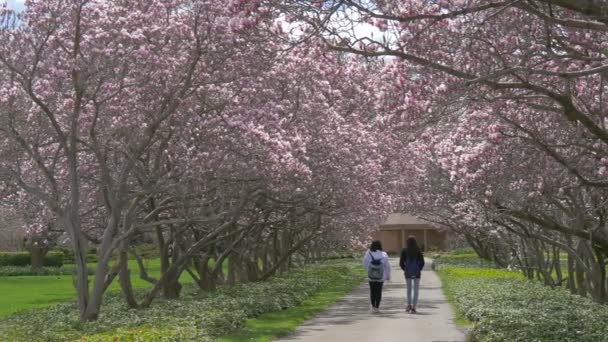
[216,261,365,342]
[436,256,608,341]
[0,259,362,341]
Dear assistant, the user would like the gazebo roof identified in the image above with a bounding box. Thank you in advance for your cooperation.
[379,213,441,230]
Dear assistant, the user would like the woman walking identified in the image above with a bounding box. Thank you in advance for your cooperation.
[363,240,391,313]
[400,236,425,314]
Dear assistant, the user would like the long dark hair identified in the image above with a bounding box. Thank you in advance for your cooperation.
[405,236,420,258]
[370,240,382,252]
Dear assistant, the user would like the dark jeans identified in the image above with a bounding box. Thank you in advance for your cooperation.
[369,281,384,308]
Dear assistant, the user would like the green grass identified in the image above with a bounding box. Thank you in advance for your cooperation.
[215,265,365,342]
[0,258,193,318]
[0,259,364,341]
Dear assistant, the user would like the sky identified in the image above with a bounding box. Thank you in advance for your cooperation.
[6,0,24,11]
[4,0,385,44]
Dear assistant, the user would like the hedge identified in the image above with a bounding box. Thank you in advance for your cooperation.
[0,265,95,276]
[0,259,363,341]
[134,244,160,259]
[55,247,98,264]
[0,251,63,267]
[433,254,496,269]
[436,264,608,341]
[447,247,476,255]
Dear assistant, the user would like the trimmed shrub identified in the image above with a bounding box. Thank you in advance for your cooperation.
[0,265,95,276]
[55,247,74,264]
[85,253,97,263]
[0,251,30,266]
[0,251,64,267]
[433,254,495,270]
[43,251,64,267]
[133,244,160,259]
[59,250,98,264]
[448,247,475,255]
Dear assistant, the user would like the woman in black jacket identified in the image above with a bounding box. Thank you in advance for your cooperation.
[399,236,425,313]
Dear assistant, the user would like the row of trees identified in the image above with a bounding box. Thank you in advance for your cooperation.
[279,0,608,303]
[0,0,395,321]
[4,0,608,323]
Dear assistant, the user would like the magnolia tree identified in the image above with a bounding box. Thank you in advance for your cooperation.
[376,63,608,299]
[277,0,608,178]
[403,103,608,299]
[274,0,608,301]
[0,0,292,320]
[0,0,397,321]
[123,41,395,296]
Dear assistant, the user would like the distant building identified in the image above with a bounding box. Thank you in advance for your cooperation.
[372,213,448,253]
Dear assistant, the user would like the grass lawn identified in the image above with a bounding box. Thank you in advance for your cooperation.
[0,259,364,341]
[216,266,364,342]
[0,259,193,318]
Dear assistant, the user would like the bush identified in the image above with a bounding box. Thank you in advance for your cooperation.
[85,253,98,263]
[0,252,30,266]
[433,254,495,270]
[58,249,98,264]
[0,265,95,276]
[437,264,608,341]
[44,251,64,267]
[55,247,74,264]
[448,247,476,255]
[133,244,160,259]
[0,259,363,341]
[0,251,63,267]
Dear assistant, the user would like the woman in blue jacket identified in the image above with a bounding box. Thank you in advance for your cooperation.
[399,236,425,313]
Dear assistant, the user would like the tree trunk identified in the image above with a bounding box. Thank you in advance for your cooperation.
[259,232,320,281]
[62,215,91,321]
[246,256,260,282]
[567,252,576,294]
[140,218,244,308]
[159,238,182,299]
[594,248,606,304]
[195,254,217,290]
[83,209,121,321]
[162,275,182,299]
[227,252,237,285]
[575,258,588,297]
[30,239,44,271]
[118,244,138,309]
[553,247,563,287]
